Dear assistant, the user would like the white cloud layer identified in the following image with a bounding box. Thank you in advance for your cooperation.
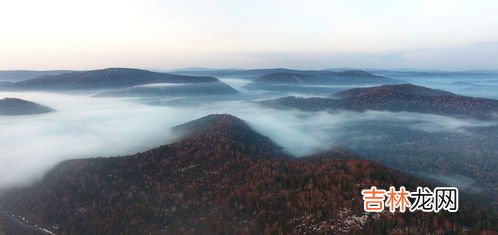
[1,91,495,188]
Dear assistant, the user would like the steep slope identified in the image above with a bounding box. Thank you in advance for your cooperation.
[0,98,54,116]
[0,114,494,234]
[5,68,218,90]
[0,208,47,235]
[260,84,498,119]
[171,114,286,159]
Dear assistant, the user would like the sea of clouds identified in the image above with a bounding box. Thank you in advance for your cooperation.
[0,90,496,189]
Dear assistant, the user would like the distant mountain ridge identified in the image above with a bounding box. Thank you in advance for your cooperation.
[173,68,302,78]
[247,70,399,85]
[1,68,219,90]
[0,98,54,116]
[175,68,399,82]
[0,68,399,94]
[335,83,456,98]
[260,84,498,119]
[1,114,493,234]
[0,70,73,82]
[242,70,400,93]
[365,69,498,78]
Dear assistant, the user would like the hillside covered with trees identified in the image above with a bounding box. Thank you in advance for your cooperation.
[0,114,495,234]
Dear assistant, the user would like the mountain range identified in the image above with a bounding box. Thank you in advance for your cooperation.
[364,69,498,79]
[0,68,401,96]
[241,70,399,93]
[0,68,220,91]
[260,84,498,119]
[246,70,398,85]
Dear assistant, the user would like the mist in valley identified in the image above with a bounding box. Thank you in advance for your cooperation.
[1,79,497,193]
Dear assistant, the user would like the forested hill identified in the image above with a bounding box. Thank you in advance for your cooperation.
[260,84,498,119]
[0,98,54,116]
[1,68,218,90]
[0,114,495,234]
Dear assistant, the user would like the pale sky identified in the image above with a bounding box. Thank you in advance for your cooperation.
[1,0,498,70]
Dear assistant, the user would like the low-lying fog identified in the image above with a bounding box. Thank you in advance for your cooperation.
[1,90,497,190]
